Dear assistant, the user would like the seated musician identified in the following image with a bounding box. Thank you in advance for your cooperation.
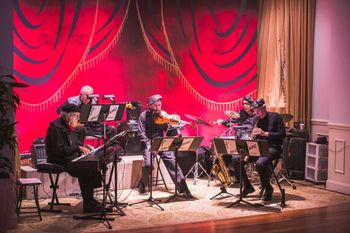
[232,98,286,201]
[45,103,115,212]
[215,95,255,137]
[57,85,118,144]
[137,94,193,199]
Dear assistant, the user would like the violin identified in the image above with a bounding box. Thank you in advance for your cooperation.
[154,110,190,127]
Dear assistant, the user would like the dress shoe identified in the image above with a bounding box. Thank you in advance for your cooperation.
[138,182,146,194]
[83,201,101,213]
[182,189,194,199]
[242,185,255,197]
[262,186,274,201]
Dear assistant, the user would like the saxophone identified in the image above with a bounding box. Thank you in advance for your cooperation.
[211,142,234,187]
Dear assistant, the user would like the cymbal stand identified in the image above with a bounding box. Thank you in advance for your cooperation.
[185,124,210,184]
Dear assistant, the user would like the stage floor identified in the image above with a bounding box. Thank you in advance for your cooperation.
[9,177,350,233]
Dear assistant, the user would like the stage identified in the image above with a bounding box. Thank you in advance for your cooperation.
[9,177,350,233]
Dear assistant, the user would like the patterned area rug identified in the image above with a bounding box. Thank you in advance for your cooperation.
[10,178,350,233]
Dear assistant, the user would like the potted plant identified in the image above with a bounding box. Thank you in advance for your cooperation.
[0,74,28,232]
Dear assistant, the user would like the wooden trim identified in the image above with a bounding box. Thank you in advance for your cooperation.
[328,123,350,131]
[311,119,328,126]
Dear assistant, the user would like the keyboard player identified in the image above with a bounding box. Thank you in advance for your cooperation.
[45,103,117,213]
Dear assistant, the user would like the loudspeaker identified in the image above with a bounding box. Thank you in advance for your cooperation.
[31,138,47,168]
[282,137,306,179]
[125,137,144,156]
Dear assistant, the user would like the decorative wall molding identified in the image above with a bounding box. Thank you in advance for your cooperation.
[326,122,350,195]
[311,119,329,142]
[328,122,350,131]
[311,119,328,126]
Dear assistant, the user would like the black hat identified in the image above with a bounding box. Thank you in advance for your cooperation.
[251,98,265,109]
[242,95,253,104]
[61,103,80,113]
[147,94,162,105]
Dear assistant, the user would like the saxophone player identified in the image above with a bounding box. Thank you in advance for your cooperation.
[232,98,286,201]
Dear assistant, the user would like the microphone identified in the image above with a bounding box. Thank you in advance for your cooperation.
[87,94,99,99]
[103,94,115,103]
[87,94,100,104]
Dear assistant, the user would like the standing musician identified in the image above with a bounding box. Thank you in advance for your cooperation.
[137,94,193,199]
[45,103,116,212]
[232,98,286,201]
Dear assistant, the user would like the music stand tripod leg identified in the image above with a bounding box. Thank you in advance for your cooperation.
[109,154,127,216]
[227,149,263,208]
[129,152,164,211]
[210,186,234,200]
[166,147,189,203]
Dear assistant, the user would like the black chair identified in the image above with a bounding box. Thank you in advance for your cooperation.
[259,157,286,208]
[16,178,42,221]
[36,162,71,212]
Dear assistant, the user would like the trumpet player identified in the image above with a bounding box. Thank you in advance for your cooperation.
[232,98,286,201]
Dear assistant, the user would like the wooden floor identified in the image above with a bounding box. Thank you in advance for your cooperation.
[115,202,350,233]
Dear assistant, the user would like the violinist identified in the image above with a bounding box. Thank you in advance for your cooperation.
[137,94,193,198]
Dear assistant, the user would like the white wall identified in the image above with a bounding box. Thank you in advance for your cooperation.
[313,0,350,194]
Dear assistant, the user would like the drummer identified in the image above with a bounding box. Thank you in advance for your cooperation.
[214,95,255,137]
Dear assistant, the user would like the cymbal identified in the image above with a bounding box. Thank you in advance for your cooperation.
[224,110,239,119]
[184,114,212,127]
[280,114,293,122]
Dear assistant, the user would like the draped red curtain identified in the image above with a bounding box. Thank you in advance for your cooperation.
[14,0,258,151]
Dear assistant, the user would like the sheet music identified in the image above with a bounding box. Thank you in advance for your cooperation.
[224,139,237,154]
[87,105,102,122]
[158,138,174,151]
[246,141,260,157]
[178,138,194,151]
[106,104,119,121]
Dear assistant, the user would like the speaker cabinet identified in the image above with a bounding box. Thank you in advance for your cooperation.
[283,137,307,179]
[125,137,144,156]
[31,142,47,168]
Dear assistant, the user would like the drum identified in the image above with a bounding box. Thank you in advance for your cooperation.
[237,129,252,140]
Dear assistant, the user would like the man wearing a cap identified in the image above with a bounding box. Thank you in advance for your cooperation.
[137,94,193,198]
[232,98,286,201]
[217,95,255,127]
[45,103,107,212]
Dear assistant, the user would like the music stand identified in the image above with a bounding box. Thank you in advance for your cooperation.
[213,138,266,208]
[129,150,164,211]
[152,136,203,203]
[74,103,126,229]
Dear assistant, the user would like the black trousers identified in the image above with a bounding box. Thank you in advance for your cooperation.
[66,164,102,204]
[232,147,281,189]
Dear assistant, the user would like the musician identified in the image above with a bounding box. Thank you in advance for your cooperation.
[215,95,255,135]
[232,98,286,201]
[57,85,118,143]
[137,94,193,198]
[46,103,106,212]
